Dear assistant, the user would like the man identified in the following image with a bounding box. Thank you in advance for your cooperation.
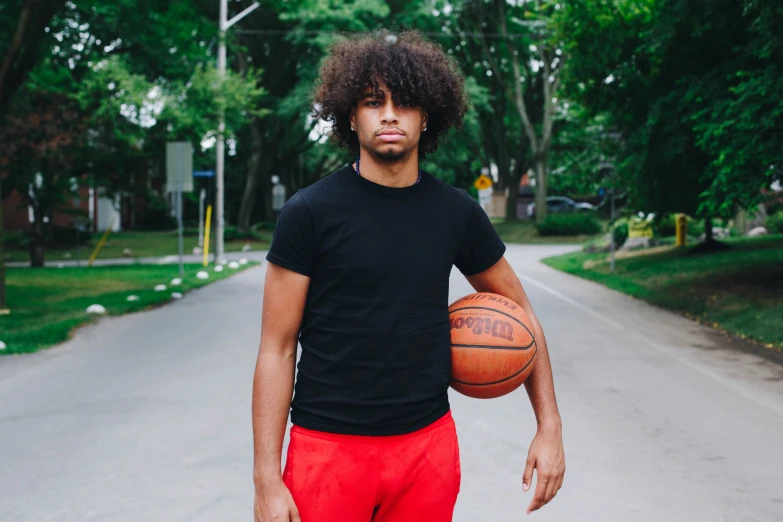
[252,30,565,522]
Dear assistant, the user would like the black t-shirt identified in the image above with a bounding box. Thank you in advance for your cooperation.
[266,164,506,435]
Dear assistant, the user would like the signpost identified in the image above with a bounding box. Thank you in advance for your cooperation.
[474,174,494,214]
[166,142,194,278]
[198,188,207,249]
[271,175,287,219]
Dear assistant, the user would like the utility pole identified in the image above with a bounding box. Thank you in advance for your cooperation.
[215,0,259,262]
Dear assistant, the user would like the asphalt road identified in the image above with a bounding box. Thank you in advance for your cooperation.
[1,244,782,522]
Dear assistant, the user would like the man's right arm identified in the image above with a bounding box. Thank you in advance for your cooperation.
[252,262,310,522]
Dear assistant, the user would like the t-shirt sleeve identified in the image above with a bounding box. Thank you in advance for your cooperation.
[265,192,317,276]
[454,192,506,276]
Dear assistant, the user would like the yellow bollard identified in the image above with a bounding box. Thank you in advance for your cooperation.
[203,205,212,267]
[87,217,116,267]
[675,213,688,247]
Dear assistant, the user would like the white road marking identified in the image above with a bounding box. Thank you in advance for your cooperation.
[518,270,783,420]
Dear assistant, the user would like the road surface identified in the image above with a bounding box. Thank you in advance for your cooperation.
[1,245,782,521]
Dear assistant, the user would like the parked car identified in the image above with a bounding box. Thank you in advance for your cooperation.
[526,196,595,219]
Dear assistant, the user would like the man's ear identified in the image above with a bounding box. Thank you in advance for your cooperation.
[350,109,356,130]
[422,111,428,131]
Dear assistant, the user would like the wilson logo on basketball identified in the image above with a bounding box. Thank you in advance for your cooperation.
[449,316,514,342]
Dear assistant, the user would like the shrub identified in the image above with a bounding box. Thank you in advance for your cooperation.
[52,226,92,247]
[137,193,177,231]
[612,219,629,247]
[656,214,677,237]
[767,212,783,234]
[687,219,705,238]
[536,213,602,236]
[3,231,28,248]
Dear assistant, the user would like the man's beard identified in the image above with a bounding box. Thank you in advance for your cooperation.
[366,144,411,163]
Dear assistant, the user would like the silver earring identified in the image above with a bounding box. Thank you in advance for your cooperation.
[351,126,355,131]
[423,127,427,132]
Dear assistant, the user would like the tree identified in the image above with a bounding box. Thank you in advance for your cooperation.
[1,0,264,274]
[0,0,67,307]
[233,0,393,229]
[559,0,782,239]
[425,0,564,222]
[0,89,86,266]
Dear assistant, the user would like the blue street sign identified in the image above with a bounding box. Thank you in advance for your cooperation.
[193,170,215,178]
[598,187,606,197]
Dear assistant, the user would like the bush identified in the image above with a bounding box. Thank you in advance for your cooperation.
[656,214,677,237]
[767,212,783,234]
[52,225,92,247]
[536,213,602,236]
[688,219,705,238]
[3,231,28,248]
[613,219,629,247]
[137,193,177,231]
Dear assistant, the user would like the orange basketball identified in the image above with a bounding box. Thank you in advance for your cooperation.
[448,292,537,399]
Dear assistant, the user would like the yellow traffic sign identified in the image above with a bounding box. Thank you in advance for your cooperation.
[474,174,493,191]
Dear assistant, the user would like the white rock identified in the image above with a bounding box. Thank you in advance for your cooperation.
[170,278,182,286]
[239,258,248,265]
[192,246,203,255]
[712,227,731,239]
[748,226,768,237]
[122,248,133,257]
[197,271,209,280]
[171,292,183,300]
[214,265,224,272]
[63,252,72,259]
[0,341,6,351]
[86,304,106,314]
[242,244,252,252]
[154,284,167,291]
[228,261,240,269]
[219,259,228,266]
[620,237,651,251]
[126,295,140,302]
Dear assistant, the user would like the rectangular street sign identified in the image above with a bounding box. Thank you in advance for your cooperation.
[166,142,194,193]
[193,170,215,178]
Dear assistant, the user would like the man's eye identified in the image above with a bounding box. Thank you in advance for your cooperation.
[367,101,379,107]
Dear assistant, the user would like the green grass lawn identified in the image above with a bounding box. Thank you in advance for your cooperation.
[541,235,783,350]
[0,262,258,354]
[4,229,272,263]
[491,218,606,244]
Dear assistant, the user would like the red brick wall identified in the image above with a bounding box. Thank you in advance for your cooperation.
[2,185,91,232]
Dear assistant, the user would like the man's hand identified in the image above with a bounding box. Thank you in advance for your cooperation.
[254,478,301,522]
[522,424,565,514]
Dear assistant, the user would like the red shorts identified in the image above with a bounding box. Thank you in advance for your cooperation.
[283,411,461,522]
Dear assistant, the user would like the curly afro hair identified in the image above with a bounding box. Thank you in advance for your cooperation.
[311,30,469,159]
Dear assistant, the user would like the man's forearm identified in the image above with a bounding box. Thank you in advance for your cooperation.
[522,313,561,430]
[252,349,297,486]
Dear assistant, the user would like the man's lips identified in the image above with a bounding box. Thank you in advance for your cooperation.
[377,130,404,142]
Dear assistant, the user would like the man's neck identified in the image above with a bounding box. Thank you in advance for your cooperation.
[354,149,420,188]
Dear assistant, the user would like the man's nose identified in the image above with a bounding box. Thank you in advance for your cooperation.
[380,100,399,123]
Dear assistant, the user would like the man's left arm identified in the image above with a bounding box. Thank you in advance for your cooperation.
[466,256,566,515]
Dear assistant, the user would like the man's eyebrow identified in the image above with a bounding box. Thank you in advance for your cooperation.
[361,91,385,99]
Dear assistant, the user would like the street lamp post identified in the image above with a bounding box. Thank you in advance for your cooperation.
[215,0,259,263]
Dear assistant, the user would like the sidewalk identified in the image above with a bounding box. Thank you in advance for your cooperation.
[6,250,269,268]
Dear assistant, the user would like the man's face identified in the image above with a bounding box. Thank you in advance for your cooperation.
[350,81,428,163]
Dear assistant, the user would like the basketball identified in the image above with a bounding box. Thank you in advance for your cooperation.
[448,292,537,399]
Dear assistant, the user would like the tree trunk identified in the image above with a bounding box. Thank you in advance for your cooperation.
[0,178,6,309]
[505,171,522,222]
[704,217,714,243]
[533,153,548,224]
[28,207,45,267]
[237,118,264,232]
[506,128,530,222]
